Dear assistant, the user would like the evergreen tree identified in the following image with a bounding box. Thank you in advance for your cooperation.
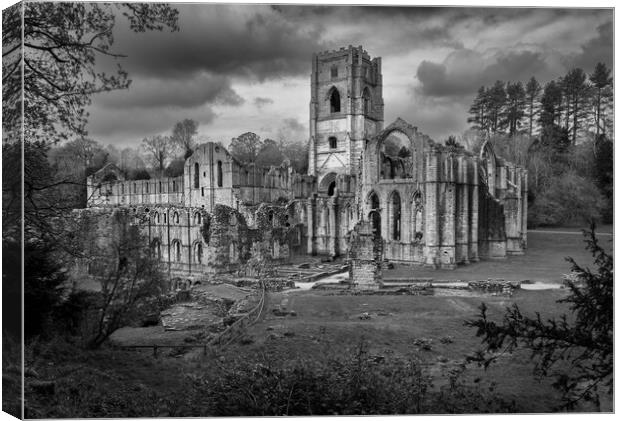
[589,63,613,138]
[525,77,542,138]
[504,81,526,136]
[487,81,507,133]
[467,86,489,132]
[561,68,590,144]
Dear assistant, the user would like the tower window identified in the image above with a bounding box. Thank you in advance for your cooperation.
[331,65,338,79]
[329,136,337,149]
[330,88,341,113]
[194,163,199,188]
[363,87,371,115]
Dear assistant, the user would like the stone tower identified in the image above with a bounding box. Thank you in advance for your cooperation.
[308,45,384,184]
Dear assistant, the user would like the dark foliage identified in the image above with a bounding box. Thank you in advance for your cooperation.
[466,225,613,409]
[191,341,515,416]
[164,158,186,177]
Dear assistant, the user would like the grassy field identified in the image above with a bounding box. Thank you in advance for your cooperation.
[386,228,613,282]
[220,287,577,413]
[22,228,612,416]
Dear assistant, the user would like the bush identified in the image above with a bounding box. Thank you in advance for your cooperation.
[190,341,515,415]
[529,170,604,227]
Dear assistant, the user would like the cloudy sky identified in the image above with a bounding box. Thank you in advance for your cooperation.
[87,3,613,148]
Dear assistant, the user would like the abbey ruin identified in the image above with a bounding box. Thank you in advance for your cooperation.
[87,45,528,278]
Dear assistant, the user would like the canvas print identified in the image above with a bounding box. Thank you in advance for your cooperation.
[2,1,614,417]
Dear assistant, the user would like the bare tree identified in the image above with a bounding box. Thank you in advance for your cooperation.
[171,119,198,158]
[68,209,167,348]
[142,135,175,177]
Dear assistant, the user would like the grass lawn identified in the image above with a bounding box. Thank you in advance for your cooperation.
[22,226,611,416]
[222,286,578,413]
[386,228,613,282]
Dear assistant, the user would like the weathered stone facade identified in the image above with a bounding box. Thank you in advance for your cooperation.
[86,45,527,276]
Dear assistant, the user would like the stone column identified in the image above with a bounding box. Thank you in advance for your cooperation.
[307,199,315,255]
[456,155,470,264]
[329,199,337,257]
[521,169,528,250]
[423,148,439,267]
[468,157,479,262]
[440,155,456,269]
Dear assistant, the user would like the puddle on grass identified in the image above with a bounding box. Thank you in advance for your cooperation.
[293,273,349,291]
[291,274,563,294]
[521,283,563,290]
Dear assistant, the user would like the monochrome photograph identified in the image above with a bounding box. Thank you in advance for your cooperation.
[1,1,614,417]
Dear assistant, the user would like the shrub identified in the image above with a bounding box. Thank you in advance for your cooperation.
[529,170,604,227]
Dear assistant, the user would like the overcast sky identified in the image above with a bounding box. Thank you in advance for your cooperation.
[87,4,613,148]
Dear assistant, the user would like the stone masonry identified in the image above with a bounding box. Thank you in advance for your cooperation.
[86,45,527,277]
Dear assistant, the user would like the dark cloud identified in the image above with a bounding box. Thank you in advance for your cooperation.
[416,49,554,98]
[86,104,218,146]
[571,21,613,70]
[114,4,327,81]
[96,73,243,109]
[253,97,274,109]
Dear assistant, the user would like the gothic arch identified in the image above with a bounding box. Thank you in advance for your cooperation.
[326,86,341,113]
[319,172,338,194]
[171,239,182,262]
[193,241,204,264]
[151,238,162,260]
[388,190,402,241]
[367,191,381,237]
[363,87,372,115]
[479,140,497,195]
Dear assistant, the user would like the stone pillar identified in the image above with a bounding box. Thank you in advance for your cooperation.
[468,157,479,262]
[307,199,315,255]
[439,155,456,269]
[456,155,470,264]
[521,169,528,250]
[423,148,439,267]
[348,220,382,290]
[329,199,337,257]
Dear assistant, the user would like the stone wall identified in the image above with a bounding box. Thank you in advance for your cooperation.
[347,220,382,290]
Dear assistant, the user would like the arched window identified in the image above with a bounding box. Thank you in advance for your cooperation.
[195,243,203,264]
[159,181,162,193]
[151,239,161,260]
[194,212,202,225]
[217,160,223,187]
[172,180,177,192]
[330,88,341,113]
[194,163,199,188]
[329,136,337,149]
[391,192,401,241]
[369,192,381,237]
[327,181,336,197]
[153,211,159,224]
[363,87,371,115]
[145,182,149,193]
[163,213,167,223]
[173,211,179,224]
[172,240,181,262]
